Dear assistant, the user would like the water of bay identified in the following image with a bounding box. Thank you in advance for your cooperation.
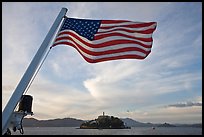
[11,127,202,135]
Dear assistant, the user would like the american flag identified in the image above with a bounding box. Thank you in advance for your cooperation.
[52,17,157,63]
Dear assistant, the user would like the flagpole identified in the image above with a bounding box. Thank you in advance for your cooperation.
[2,7,68,135]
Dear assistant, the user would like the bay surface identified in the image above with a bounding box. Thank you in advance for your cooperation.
[11,127,202,135]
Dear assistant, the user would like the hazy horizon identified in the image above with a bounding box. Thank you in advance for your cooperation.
[25,113,202,125]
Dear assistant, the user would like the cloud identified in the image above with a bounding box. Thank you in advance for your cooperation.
[83,57,201,99]
[165,101,202,108]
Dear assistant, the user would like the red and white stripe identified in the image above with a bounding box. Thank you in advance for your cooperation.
[52,20,157,63]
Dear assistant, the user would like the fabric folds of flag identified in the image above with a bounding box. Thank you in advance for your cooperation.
[52,17,157,63]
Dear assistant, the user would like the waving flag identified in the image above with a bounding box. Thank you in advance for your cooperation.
[52,17,157,63]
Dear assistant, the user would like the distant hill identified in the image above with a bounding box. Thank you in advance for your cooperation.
[22,117,201,128]
[121,118,153,127]
[22,118,84,127]
[157,122,176,127]
[121,118,201,128]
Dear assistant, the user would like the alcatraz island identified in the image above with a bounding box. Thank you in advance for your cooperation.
[80,112,130,129]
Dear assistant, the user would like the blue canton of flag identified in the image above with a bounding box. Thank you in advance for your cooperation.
[60,18,101,40]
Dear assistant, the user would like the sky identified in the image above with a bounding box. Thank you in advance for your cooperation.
[2,2,202,124]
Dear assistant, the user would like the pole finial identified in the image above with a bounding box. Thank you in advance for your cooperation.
[62,7,68,12]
